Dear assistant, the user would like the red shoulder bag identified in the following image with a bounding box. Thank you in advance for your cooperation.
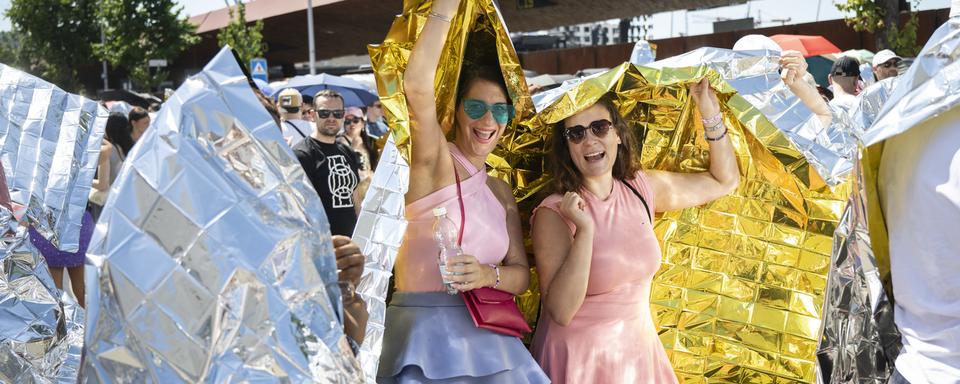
[452,165,532,338]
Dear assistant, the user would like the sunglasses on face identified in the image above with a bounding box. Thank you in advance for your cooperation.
[563,119,613,144]
[879,60,901,69]
[315,109,345,119]
[344,117,363,125]
[463,99,515,125]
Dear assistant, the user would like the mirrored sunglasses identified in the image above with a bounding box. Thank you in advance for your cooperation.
[463,99,515,125]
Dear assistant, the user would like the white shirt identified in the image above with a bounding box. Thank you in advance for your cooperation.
[879,106,960,384]
[281,119,315,147]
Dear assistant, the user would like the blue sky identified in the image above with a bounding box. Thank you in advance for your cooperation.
[0,0,953,40]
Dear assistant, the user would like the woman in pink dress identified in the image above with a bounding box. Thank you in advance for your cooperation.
[531,79,740,383]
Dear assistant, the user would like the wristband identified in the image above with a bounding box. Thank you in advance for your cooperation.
[701,112,722,128]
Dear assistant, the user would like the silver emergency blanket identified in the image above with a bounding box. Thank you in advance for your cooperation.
[0,63,108,252]
[816,16,960,383]
[850,77,898,135]
[863,17,960,146]
[0,207,85,384]
[352,136,408,382]
[0,62,98,384]
[628,40,655,65]
[644,48,857,186]
[80,47,362,382]
[817,155,900,384]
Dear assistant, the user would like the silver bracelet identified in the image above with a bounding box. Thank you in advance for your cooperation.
[428,11,452,23]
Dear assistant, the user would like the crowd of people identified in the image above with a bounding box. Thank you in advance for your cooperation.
[9,0,958,382]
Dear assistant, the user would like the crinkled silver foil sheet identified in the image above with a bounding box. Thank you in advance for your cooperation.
[864,17,960,146]
[0,63,108,252]
[818,154,900,384]
[817,16,960,384]
[0,204,84,384]
[644,48,857,186]
[850,77,897,135]
[352,136,408,382]
[629,40,656,65]
[80,47,362,383]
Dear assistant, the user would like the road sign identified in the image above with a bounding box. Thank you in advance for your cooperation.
[148,59,167,67]
[250,58,268,82]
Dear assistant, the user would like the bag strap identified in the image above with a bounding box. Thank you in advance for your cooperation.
[454,162,465,247]
[284,120,307,138]
[621,180,652,222]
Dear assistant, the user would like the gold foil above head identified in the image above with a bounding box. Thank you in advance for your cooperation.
[522,62,850,383]
[368,0,533,167]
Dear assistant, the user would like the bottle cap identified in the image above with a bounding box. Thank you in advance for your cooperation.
[432,207,447,217]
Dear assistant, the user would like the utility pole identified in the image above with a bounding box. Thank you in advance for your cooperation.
[100,28,108,90]
[307,0,316,75]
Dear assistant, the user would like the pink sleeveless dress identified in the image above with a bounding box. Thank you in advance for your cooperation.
[377,143,549,383]
[531,171,678,384]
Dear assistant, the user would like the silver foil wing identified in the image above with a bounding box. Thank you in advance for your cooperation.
[644,47,858,185]
[629,40,656,66]
[0,203,84,383]
[80,47,362,383]
[352,135,408,382]
[817,154,901,384]
[864,17,960,146]
[0,63,108,252]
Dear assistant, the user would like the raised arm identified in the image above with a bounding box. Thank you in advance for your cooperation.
[647,78,740,212]
[404,0,460,200]
[780,50,832,127]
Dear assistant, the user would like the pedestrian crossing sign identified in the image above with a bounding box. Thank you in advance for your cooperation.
[250,58,268,82]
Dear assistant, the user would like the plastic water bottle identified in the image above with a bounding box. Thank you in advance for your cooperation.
[433,207,461,295]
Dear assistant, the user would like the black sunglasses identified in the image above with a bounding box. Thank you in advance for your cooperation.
[315,109,345,119]
[344,117,364,125]
[563,119,613,144]
[879,60,901,69]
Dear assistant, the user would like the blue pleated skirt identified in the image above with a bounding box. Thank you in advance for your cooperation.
[377,292,550,383]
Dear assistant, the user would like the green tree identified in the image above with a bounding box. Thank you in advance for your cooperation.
[5,0,100,92]
[217,1,265,65]
[0,32,25,69]
[94,0,199,91]
[836,0,921,56]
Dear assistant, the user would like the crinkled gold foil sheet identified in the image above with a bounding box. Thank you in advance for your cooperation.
[523,62,850,383]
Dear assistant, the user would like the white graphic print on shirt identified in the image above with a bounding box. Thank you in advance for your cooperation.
[326,154,358,208]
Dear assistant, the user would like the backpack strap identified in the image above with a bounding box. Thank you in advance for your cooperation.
[621,180,652,222]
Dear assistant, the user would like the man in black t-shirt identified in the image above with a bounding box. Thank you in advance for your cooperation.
[293,89,361,237]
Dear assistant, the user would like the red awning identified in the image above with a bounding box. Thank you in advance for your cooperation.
[770,34,842,57]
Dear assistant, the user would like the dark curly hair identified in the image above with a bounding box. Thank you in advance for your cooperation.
[549,97,641,194]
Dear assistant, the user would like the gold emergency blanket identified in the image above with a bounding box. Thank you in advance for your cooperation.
[524,63,850,383]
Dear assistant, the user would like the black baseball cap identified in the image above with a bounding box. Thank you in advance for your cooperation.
[831,56,861,78]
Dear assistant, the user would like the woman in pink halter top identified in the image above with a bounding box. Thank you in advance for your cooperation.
[531,81,740,383]
[377,0,548,382]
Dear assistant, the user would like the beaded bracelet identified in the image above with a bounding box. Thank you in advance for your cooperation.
[701,112,722,128]
[428,11,452,23]
[489,264,501,289]
[706,127,728,141]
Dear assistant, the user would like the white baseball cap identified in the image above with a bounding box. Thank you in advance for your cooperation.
[872,49,903,67]
[733,34,782,53]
